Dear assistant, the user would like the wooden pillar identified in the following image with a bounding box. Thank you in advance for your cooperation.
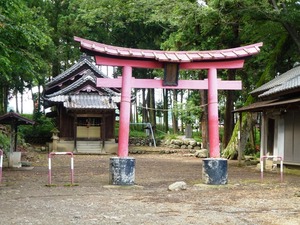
[260,112,267,157]
[207,68,220,158]
[238,112,242,164]
[74,114,77,151]
[102,115,106,149]
[118,66,132,157]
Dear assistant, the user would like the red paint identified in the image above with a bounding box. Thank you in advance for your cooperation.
[180,60,244,69]
[96,55,163,68]
[97,77,242,90]
[208,68,220,158]
[118,66,132,157]
[96,55,245,69]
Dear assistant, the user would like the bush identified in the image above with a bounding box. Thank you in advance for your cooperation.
[19,114,55,144]
[0,126,10,155]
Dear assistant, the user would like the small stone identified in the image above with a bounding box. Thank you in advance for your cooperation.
[168,181,187,191]
[189,141,197,146]
[194,149,208,158]
[194,146,201,150]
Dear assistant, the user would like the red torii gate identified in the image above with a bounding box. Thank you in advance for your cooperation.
[74,36,262,185]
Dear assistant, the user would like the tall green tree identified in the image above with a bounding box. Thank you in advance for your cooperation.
[0,0,53,114]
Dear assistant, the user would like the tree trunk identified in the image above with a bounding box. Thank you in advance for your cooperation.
[223,112,254,159]
[222,70,236,149]
[142,89,148,122]
[15,90,19,113]
[172,90,178,134]
[149,88,156,127]
[21,92,23,114]
[163,89,169,132]
[199,72,208,149]
[0,85,9,114]
[37,85,41,113]
[134,89,139,123]
[180,90,184,132]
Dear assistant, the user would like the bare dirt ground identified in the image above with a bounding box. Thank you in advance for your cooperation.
[1,147,300,225]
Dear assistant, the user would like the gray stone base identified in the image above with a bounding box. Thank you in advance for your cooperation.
[202,158,228,185]
[109,157,135,185]
[9,152,22,168]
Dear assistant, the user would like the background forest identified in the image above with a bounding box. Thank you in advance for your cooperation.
[1,0,300,157]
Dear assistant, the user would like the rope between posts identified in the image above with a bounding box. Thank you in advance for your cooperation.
[134,103,208,112]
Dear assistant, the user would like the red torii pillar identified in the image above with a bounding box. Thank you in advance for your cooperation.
[74,36,262,185]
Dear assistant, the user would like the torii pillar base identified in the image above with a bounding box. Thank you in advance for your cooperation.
[109,157,135,185]
[202,158,228,185]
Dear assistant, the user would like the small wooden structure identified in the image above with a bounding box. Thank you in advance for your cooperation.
[235,65,300,166]
[43,55,120,152]
[0,111,34,167]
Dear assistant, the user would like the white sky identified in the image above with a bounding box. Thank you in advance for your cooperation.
[8,87,37,114]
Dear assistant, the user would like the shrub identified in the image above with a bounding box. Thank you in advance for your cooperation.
[0,126,10,155]
[19,114,55,144]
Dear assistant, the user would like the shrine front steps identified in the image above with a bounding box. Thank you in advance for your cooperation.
[76,140,117,154]
[53,140,118,154]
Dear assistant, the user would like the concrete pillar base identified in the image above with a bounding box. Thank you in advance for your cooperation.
[202,158,228,185]
[109,157,135,185]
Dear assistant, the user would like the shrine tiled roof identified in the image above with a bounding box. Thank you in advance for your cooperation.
[0,111,35,125]
[46,55,109,87]
[46,94,119,109]
[251,65,300,98]
[74,36,263,63]
[44,69,120,99]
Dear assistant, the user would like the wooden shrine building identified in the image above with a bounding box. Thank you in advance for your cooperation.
[43,55,120,153]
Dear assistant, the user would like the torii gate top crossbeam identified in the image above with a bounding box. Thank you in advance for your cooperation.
[74,36,262,66]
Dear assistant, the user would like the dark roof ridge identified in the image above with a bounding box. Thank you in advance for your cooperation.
[46,57,109,87]
[251,66,300,96]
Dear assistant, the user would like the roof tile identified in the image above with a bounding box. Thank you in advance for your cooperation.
[252,66,300,97]
[48,94,119,109]
[74,36,263,63]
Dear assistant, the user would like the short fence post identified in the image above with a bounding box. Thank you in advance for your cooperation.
[260,155,283,182]
[0,149,3,183]
[48,152,74,185]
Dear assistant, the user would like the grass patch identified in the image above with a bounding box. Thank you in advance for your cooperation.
[64,183,79,187]
[45,184,57,187]
[284,168,300,176]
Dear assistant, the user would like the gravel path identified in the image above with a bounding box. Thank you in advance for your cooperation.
[0,153,299,225]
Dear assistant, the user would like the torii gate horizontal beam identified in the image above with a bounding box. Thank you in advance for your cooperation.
[97,77,242,90]
[95,55,245,69]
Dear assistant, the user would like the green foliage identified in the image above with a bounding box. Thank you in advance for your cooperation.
[164,133,178,141]
[173,98,202,124]
[0,0,54,114]
[18,113,55,142]
[0,128,10,155]
[129,130,147,138]
[192,131,202,142]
